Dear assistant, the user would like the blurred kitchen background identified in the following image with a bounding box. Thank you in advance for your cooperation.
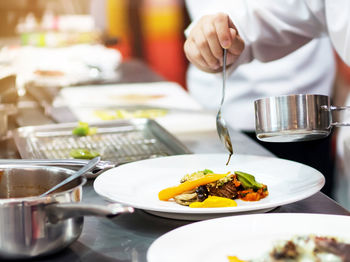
[0,0,189,87]
[1,0,350,209]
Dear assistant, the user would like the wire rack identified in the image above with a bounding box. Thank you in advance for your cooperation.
[13,119,190,164]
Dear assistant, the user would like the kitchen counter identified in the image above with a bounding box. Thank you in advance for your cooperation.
[1,59,349,262]
[32,128,350,262]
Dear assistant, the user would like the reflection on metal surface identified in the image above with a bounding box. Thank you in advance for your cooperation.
[257,130,330,142]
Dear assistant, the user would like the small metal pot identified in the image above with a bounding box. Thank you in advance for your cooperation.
[0,165,133,259]
[254,94,350,142]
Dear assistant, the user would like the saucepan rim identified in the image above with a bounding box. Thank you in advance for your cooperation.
[254,93,330,104]
[0,164,86,205]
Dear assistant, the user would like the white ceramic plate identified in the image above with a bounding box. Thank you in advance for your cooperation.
[93,154,325,220]
[147,213,350,262]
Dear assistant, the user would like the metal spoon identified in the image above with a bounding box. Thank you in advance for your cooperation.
[216,49,233,165]
[39,156,101,197]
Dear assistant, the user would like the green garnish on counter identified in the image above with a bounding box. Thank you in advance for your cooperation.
[70,148,100,159]
[235,171,263,190]
[72,122,97,136]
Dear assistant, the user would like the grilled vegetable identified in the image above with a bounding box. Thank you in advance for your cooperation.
[174,192,198,206]
[235,171,263,190]
[70,148,100,159]
[72,122,97,136]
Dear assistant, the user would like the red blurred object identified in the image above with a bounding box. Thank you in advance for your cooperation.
[336,53,350,85]
[105,0,189,87]
[143,36,187,88]
[140,0,188,89]
[107,40,132,61]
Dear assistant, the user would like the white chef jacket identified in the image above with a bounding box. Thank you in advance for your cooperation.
[226,0,350,67]
[185,0,336,131]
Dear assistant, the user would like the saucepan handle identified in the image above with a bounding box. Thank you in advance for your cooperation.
[322,105,350,127]
[46,203,134,223]
[0,159,116,176]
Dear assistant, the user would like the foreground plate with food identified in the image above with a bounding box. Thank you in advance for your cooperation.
[147,213,350,262]
[93,154,324,220]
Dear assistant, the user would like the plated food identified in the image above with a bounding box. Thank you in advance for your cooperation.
[111,94,166,103]
[34,69,65,77]
[94,108,168,121]
[228,235,350,262]
[147,213,350,262]
[158,169,268,208]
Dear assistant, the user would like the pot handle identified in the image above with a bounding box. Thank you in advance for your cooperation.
[322,105,350,127]
[46,203,134,224]
[0,159,116,176]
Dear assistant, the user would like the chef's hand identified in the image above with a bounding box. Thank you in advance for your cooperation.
[184,13,245,73]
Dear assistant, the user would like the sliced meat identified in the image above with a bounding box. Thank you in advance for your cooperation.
[315,236,350,261]
[207,180,238,199]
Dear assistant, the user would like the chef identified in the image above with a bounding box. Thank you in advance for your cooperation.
[184,0,349,198]
[184,0,350,70]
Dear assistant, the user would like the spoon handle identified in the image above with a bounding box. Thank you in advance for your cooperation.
[39,156,101,197]
[220,48,227,106]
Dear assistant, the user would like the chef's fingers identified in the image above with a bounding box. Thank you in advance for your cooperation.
[184,38,212,72]
[214,13,244,59]
[226,52,240,66]
[202,18,224,61]
[191,21,220,70]
[213,13,233,50]
[227,28,245,56]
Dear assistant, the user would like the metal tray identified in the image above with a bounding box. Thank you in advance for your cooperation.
[12,119,191,165]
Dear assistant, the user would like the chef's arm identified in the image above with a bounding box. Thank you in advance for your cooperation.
[184,0,326,74]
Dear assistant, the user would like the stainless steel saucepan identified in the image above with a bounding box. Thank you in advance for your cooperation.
[0,165,133,259]
[254,94,350,142]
